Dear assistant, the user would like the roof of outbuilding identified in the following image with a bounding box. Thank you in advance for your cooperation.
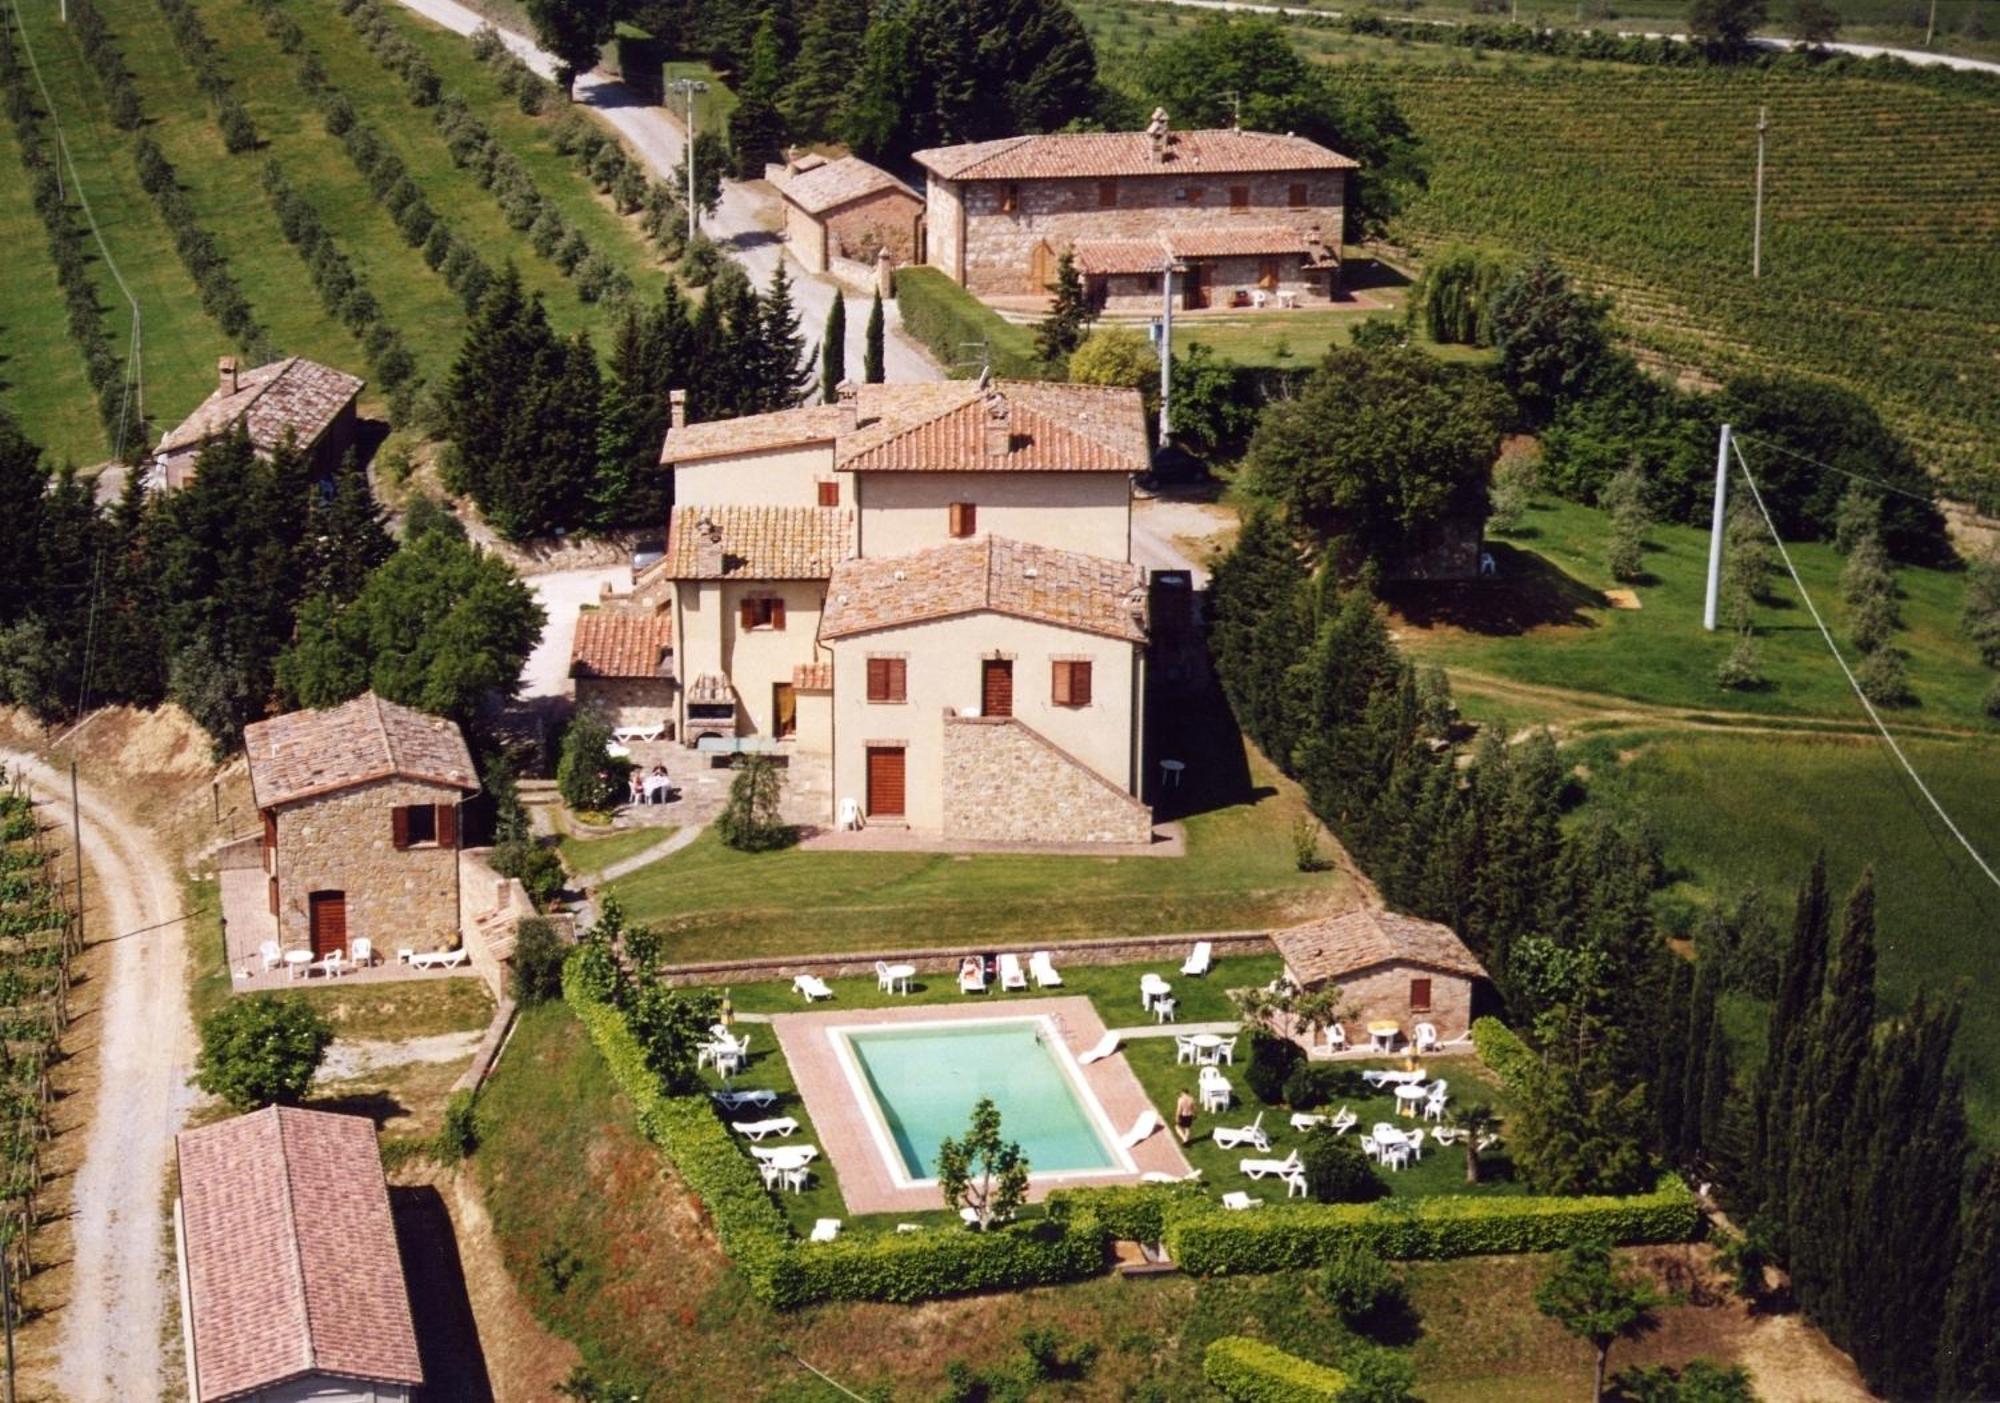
[176,1107,423,1403]
[1270,908,1490,986]
[912,128,1358,182]
[243,693,478,809]
[821,536,1148,643]
[1165,225,1332,260]
[663,504,854,580]
[569,608,675,679]
[157,357,364,456]
[772,154,921,216]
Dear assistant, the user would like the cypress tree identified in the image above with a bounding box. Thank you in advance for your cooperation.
[0,410,47,630]
[596,284,693,526]
[92,463,166,709]
[864,289,885,383]
[821,294,846,402]
[1660,956,1697,1160]
[783,0,867,140]
[1752,852,1831,1227]
[1035,249,1092,365]
[301,452,392,605]
[1939,1158,2000,1399]
[726,15,787,179]
[1206,508,1308,764]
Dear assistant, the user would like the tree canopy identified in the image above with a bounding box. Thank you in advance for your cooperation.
[194,996,333,1110]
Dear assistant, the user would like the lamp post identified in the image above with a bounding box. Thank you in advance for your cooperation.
[667,77,709,245]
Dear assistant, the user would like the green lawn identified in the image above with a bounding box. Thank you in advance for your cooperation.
[1398,495,1999,730]
[558,825,672,876]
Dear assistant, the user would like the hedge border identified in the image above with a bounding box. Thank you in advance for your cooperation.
[1203,1336,1348,1403]
[895,266,1048,381]
[1470,1015,1543,1095]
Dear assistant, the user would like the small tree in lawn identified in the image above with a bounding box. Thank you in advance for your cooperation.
[716,754,798,851]
[195,996,333,1110]
[1535,1239,1662,1403]
[937,1096,1029,1229]
[1292,984,1349,1053]
[1451,1101,1500,1185]
[1035,250,1092,366]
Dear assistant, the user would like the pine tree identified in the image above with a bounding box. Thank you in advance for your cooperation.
[726,15,787,179]
[301,453,392,605]
[1206,508,1309,764]
[864,288,886,383]
[783,0,867,141]
[92,464,166,709]
[0,410,47,631]
[1939,1158,2000,1399]
[821,293,846,402]
[595,284,693,527]
[840,10,915,160]
[1035,250,1092,365]
[1658,956,1696,1160]
[753,263,813,412]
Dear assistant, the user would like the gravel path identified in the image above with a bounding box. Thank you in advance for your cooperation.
[317,1030,488,1082]
[3,750,195,1403]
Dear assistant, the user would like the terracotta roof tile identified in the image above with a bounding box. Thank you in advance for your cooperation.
[243,693,478,809]
[1071,237,1173,276]
[822,536,1147,643]
[1271,908,1490,986]
[663,504,854,580]
[570,608,674,679]
[835,384,1149,474]
[792,661,833,691]
[773,155,921,216]
[1165,225,1333,261]
[176,1107,422,1402]
[913,128,1357,181]
[158,357,364,455]
[660,403,853,464]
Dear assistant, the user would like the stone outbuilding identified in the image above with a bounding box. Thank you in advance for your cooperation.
[1270,907,1491,1043]
[151,354,364,492]
[569,605,677,738]
[770,152,924,277]
[243,693,478,959]
[174,1105,423,1403]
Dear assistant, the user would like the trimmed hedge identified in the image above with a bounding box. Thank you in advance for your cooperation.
[1203,1336,1347,1403]
[895,267,1048,381]
[1471,1016,1543,1094]
[1164,1175,1702,1275]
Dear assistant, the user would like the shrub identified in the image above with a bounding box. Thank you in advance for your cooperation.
[490,837,564,907]
[680,234,723,285]
[715,755,798,852]
[1985,677,2000,721]
[194,995,333,1110]
[1300,1127,1389,1204]
[1245,1030,1305,1105]
[1855,647,1913,705]
[1283,1062,1370,1111]
[509,916,567,1004]
[1319,1240,1401,1320]
[1471,1016,1544,1093]
[436,1089,479,1162]
[896,267,1044,380]
[217,97,258,153]
[1611,1359,1756,1402]
[1336,1345,1419,1403]
[1202,1336,1347,1403]
[1714,634,1763,690]
[556,709,627,811]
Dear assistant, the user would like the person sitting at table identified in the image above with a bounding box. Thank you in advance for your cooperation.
[647,764,670,802]
[627,770,645,807]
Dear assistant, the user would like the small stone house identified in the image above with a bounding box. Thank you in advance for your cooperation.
[242,693,478,958]
[151,355,364,492]
[174,1105,423,1403]
[1270,907,1491,1042]
[914,111,1357,305]
[569,605,677,737]
[770,152,924,276]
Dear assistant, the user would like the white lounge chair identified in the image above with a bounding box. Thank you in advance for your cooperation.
[733,1116,799,1142]
[1414,1021,1439,1053]
[1119,1109,1162,1149]
[998,953,1028,991]
[410,946,469,971]
[1212,1112,1269,1153]
[1078,1032,1120,1065]
[958,957,986,994]
[1239,1149,1302,1181]
[259,940,283,972]
[1181,940,1213,977]
[1141,1168,1203,1184]
[794,974,834,1001]
[1290,1113,1326,1132]
[960,1206,1016,1229]
[712,1088,776,1112]
[1029,950,1063,988]
[751,1144,819,1164]
[810,1218,842,1243]
[1220,1191,1260,1210]
[1430,1126,1460,1147]
[1362,1069,1397,1088]
[1330,1106,1358,1135]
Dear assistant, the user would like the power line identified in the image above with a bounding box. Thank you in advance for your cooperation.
[1729,437,2000,897]
[1730,432,1944,507]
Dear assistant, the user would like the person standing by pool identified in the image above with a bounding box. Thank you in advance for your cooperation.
[1174,1089,1197,1144]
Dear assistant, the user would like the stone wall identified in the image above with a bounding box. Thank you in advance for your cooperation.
[941,715,1154,845]
[272,776,462,955]
[826,188,922,267]
[1092,258,1335,315]
[1300,960,1476,1042]
[576,676,677,732]
[458,846,541,1002]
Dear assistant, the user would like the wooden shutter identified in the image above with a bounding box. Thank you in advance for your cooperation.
[1288,182,1308,208]
[982,659,1013,718]
[1097,179,1117,208]
[391,805,410,850]
[868,657,889,701]
[949,502,975,537]
[1071,661,1091,707]
[770,597,786,630]
[1229,185,1249,209]
[1409,977,1432,1011]
[262,810,276,872]
[268,876,278,915]
[866,747,905,817]
[740,599,758,630]
[889,659,906,701]
[1052,661,1071,706]
[436,802,458,850]
[817,480,839,507]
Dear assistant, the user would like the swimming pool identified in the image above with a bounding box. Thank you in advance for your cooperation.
[834,1018,1127,1185]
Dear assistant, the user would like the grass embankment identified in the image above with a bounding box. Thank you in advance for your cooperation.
[558,824,671,875]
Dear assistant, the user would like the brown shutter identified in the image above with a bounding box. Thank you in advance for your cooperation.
[1072,661,1091,707]
[982,659,1013,718]
[1098,179,1117,208]
[817,480,839,507]
[436,802,458,849]
[1051,661,1071,706]
[1229,185,1249,209]
[268,876,278,915]
[740,599,757,629]
[1288,182,1308,208]
[770,597,786,630]
[868,657,889,701]
[391,805,410,849]
[949,502,976,537]
[889,659,906,701]
[1410,978,1432,1011]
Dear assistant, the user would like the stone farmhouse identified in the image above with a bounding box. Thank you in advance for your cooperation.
[175,1105,423,1403]
[913,110,1357,312]
[151,354,364,491]
[770,152,924,278]
[1270,907,1492,1043]
[569,607,677,734]
[243,692,478,959]
[577,378,1156,844]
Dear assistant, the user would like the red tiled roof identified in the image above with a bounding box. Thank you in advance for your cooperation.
[176,1107,422,1403]
[792,661,833,691]
[913,128,1357,182]
[663,504,854,580]
[570,608,674,679]
[1271,908,1490,986]
[1165,225,1328,260]
[1071,238,1173,276]
[773,154,921,216]
[835,384,1149,475]
[243,693,478,809]
[822,536,1147,643]
[158,357,364,455]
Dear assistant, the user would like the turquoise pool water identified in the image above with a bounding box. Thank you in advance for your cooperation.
[842,1020,1119,1180]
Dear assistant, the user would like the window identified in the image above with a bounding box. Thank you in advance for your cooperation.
[1097,178,1118,208]
[866,657,908,703]
[1228,185,1250,210]
[1288,182,1309,209]
[1258,259,1280,290]
[740,597,786,630]
[391,803,456,849]
[948,501,976,537]
[816,480,839,507]
[1051,659,1093,707]
[1184,186,1205,206]
[1409,977,1433,1012]
[1001,183,1020,213]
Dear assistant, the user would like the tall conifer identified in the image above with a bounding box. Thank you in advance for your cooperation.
[756,263,814,411]
[1753,852,1831,1227]
[864,289,886,383]
[1939,1158,2000,1399]
[821,295,847,402]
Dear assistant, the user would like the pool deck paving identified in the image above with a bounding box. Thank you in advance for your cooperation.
[769,996,1195,1215]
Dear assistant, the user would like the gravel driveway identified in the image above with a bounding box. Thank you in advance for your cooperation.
[522,565,631,699]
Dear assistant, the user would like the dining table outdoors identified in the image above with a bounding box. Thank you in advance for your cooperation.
[1367,1020,1402,1052]
[1141,973,1173,1009]
[1394,1083,1431,1116]
[881,962,916,994]
[284,949,314,980]
[1190,1032,1227,1063]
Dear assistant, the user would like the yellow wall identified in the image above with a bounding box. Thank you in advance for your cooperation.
[672,441,843,510]
[854,470,1132,560]
[671,578,830,746]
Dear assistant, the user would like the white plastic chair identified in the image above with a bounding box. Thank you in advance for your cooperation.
[1326,1022,1347,1052]
[1213,1037,1237,1066]
[1174,1034,1198,1066]
[259,940,283,971]
[838,797,863,830]
[1405,1128,1426,1161]
[875,960,895,992]
[1423,1089,1448,1122]
[350,937,374,968]
[1220,1192,1260,1211]
[1284,1171,1308,1199]
[318,949,349,979]
[1153,997,1177,1024]
[1414,1022,1439,1053]
[1360,1134,1380,1162]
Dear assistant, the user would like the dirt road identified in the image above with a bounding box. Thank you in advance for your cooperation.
[3,751,197,1402]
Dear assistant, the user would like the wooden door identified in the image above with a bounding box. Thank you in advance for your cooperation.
[772,683,797,739]
[308,890,346,958]
[1183,264,1208,310]
[981,659,1014,718]
[866,747,905,817]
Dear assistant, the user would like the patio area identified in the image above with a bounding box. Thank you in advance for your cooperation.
[217,866,482,994]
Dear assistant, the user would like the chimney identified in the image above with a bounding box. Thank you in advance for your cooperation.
[695,514,724,576]
[218,356,238,395]
[669,389,687,430]
[983,392,1011,460]
[835,380,859,433]
[1147,107,1170,165]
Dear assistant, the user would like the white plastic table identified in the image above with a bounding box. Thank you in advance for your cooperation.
[284,950,313,980]
[1158,759,1185,788]
[883,963,915,995]
[1140,974,1172,1009]
[1394,1084,1430,1116]
[1190,1033,1226,1053]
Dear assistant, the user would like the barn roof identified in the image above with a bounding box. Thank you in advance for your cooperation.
[243,693,478,809]
[912,128,1357,182]
[1270,908,1489,985]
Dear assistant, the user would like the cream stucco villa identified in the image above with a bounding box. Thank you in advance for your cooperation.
[576,378,1157,845]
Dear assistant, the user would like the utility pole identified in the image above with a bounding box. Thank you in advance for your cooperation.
[1752,106,1768,279]
[1925,0,1938,44]
[69,761,82,942]
[1155,261,1178,449]
[1703,423,1733,632]
[668,77,709,245]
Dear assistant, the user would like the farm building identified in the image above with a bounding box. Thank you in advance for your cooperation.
[150,355,364,491]
[1270,907,1491,1043]
[174,1105,423,1403]
[770,152,924,277]
[570,605,678,738]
